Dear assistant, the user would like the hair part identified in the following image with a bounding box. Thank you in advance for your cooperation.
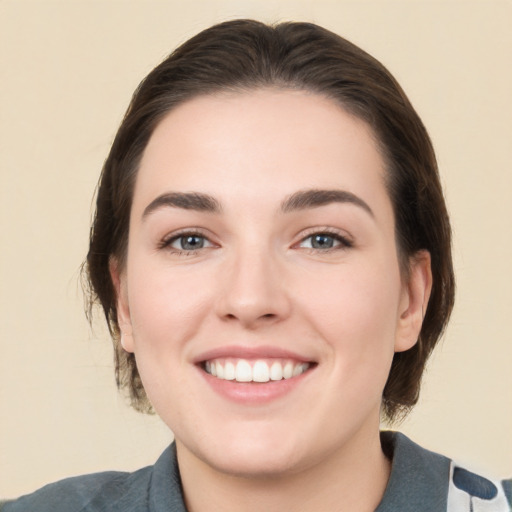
[85,19,455,422]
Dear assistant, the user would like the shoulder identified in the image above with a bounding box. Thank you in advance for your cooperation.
[0,466,153,512]
[502,479,512,508]
[0,444,184,512]
[448,465,512,511]
[378,432,512,512]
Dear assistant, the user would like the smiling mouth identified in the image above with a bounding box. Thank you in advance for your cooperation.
[202,358,313,383]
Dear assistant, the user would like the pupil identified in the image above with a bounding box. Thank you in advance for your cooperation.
[312,234,333,249]
[182,235,203,250]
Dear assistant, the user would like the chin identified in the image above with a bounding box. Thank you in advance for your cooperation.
[180,424,311,479]
[205,445,304,479]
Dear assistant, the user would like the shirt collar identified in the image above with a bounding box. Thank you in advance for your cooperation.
[149,432,452,512]
[376,431,451,512]
[149,443,187,512]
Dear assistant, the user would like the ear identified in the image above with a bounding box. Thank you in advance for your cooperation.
[395,250,433,353]
[109,257,135,353]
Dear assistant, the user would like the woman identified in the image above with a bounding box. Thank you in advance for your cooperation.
[3,19,510,512]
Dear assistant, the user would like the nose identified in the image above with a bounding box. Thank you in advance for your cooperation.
[215,246,291,329]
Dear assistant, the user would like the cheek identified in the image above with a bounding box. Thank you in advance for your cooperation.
[126,260,214,355]
[124,262,216,416]
[298,258,402,365]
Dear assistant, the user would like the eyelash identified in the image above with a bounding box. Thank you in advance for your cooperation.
[158,228,353,256]
[296,228,353,253]
[158,230,214,256]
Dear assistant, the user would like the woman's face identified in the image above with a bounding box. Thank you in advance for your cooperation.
[114,89,429,477]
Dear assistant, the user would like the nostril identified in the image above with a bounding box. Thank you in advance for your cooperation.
[223,312,276,321]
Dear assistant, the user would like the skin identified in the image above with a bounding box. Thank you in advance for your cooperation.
[112,89,431,512]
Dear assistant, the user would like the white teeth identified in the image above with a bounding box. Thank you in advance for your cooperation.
[293,363,305,377]
[235,360,252,382]
[204,358,310,382]
[252,360,270,382]
[270,361,283,381]
[283,361,293,379]
[224,361,236,380]
[215,361,224,379]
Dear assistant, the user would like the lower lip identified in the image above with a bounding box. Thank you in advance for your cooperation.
[198,366,313,405]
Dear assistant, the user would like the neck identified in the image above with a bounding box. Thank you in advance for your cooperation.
[177,428,391,512]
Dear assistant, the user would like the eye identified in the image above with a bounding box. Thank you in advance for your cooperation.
[298,231,352,251]
[160,232,214,253]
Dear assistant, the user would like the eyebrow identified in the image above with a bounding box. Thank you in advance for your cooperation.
[142,188,373,219]
[142,192,221,219]
[281,189,374,217]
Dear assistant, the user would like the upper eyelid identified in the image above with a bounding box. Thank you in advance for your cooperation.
[162,227,211,240]
[159,228,215,249]
[157,226,353,248]
[296,226,354,243]
[300,233,351,245]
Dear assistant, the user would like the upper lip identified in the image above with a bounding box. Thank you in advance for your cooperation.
[193,345,316,364]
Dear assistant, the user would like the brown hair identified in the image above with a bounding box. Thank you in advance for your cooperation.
[85,19,455,421]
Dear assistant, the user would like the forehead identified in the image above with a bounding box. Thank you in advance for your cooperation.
[134,89,390,217]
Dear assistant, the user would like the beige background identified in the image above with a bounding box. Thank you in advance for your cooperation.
[1,0,511,499]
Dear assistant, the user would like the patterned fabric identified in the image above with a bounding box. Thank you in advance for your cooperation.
[448,463,511,512]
